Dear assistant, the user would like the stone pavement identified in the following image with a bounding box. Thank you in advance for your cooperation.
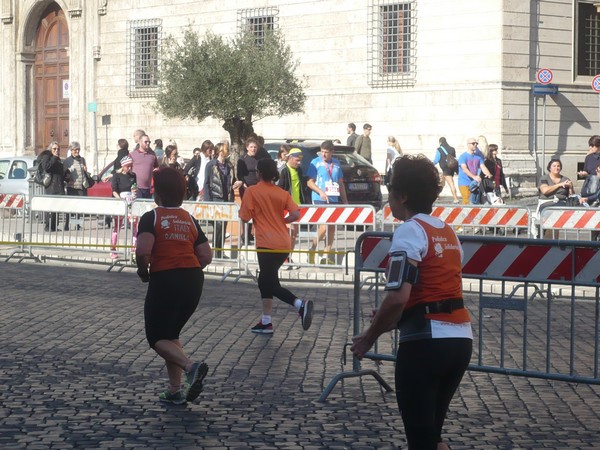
[0,260,599,449]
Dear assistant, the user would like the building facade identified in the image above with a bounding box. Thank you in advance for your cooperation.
[1,0,599,192]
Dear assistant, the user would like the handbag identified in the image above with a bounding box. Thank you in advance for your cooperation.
[439,146,458,171]
[82,171,95,189]
[34,164,52,187]
[480,177,494,193]
[565,196,580,207]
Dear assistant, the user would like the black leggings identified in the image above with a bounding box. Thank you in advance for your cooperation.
[395,338,472,450]
[257,250,296,306]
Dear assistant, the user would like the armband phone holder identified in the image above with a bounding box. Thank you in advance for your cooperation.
[384,251,419,291]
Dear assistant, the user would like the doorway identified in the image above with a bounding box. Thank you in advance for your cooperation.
[34,2,69,156]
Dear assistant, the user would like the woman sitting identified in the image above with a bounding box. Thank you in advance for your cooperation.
[538,158,574,238]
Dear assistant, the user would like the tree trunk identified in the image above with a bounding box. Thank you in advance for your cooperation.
[223,116,254,165]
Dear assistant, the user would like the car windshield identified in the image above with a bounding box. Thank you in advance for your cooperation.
[334,151,372,168]
[0,160,9,178]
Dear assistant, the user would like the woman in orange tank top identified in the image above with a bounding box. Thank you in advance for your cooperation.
[352,155,472,450]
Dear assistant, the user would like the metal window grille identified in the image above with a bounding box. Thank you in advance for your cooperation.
[237,8,279,45]
[578,2,600,76]
[127,19,162,98]
[368,1,416,87]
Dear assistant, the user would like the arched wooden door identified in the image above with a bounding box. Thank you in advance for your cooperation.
[34,3,69,156]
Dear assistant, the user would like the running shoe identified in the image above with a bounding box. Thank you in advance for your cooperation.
[298,299,314,331]
[251,322,274,334]
[184,362,209,402]
[159,390,186,405]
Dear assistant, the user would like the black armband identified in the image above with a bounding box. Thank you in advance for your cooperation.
[384,251,419,291]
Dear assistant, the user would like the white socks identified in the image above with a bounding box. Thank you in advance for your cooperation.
[294,299,303,310]
[261,315,272,325]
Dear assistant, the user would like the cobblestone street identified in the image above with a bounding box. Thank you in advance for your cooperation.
[1,261,599,449]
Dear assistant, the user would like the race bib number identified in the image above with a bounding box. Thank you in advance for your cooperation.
[325,181,340,197]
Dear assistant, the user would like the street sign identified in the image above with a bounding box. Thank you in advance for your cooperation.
[592,74,600,93]
[532,83,558,96]
[536,68,553,85]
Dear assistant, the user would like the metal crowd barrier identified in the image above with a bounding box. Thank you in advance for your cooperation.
[320,232,600,401]
[238,204,377,273]
[540,206,600,241]
[26,195,130,267]
[0,194,28,261]
[129,199,245,281]
[379,203,532,237]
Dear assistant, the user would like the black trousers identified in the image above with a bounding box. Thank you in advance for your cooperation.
[257,250,296,306]
[395,338,472,450]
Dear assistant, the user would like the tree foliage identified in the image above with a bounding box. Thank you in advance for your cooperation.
[155,28,307,149]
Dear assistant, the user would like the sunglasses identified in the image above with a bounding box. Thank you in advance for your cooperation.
[469,142,478,146]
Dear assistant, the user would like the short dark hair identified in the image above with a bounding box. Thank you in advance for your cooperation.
[257,158,279,182]
[363,123,372,130]
[547,158,562,172]
[245,137,259,148]
[118,139,129,151]
[591,136,600,148]
[348,123,356,131]
[321,140,334,152]
[389,154,442,214]
[154,139,163,148]
[153,167,186,207]
[589,135,600,147]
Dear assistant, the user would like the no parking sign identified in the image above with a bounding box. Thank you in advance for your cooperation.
[536,68,553,85]
[592,74,600,93]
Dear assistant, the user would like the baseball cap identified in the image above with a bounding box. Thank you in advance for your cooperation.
[288,148,303,158]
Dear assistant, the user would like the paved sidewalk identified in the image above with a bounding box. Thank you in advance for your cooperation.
[0,260,599,449]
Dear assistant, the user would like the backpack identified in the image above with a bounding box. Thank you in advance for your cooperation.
[439,146,458,171]
[34,163,52,187]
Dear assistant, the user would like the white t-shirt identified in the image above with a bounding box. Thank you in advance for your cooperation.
[391,214,472,340]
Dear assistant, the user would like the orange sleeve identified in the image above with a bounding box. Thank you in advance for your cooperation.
[239,188,254,222]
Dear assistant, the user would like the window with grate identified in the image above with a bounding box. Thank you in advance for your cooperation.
[577,2,600,76]
[368,1,416,87]
[127,19,162,98]
[237,8,279,45]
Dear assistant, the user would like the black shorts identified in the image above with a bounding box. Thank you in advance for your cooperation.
[441,167,457,177]
[144,267,204,348]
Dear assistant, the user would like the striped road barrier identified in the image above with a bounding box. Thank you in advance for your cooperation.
[320,232,600,401]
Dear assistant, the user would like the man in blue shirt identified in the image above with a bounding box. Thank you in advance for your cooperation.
[457,138,491,204]
[307,140,348,264]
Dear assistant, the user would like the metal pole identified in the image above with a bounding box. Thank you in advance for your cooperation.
[533,95,538,177]
[542,95,547,171]
[92,109,98,174]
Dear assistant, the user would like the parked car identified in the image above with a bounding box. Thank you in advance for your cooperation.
[263,140,383,209]
[0,156,37,198]
[87,162,114,197]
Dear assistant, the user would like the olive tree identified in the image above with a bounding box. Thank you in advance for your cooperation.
[155,28,307,153]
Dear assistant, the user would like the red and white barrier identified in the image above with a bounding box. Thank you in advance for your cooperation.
[359,235,392,269]
[382,204,530,228]
[298,205,375,225]
[430,205,529,227]
[0,194,24,209]
[461,240,600,283]
[540,208,600,231]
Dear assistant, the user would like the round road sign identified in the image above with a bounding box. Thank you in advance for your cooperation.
[537,68,553,85]
[592,75,600,93]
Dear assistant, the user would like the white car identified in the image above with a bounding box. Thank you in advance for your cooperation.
[0,156,37,198]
